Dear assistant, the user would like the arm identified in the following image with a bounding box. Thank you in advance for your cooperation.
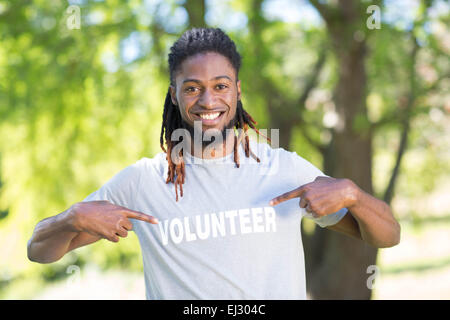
[270,176,401,248]
[325,211,362,241]
[327,180,401,248]
[27,206,94,264]
[27,201,158,264]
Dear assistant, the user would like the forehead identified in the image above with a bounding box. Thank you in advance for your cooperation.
[175,52,236,81]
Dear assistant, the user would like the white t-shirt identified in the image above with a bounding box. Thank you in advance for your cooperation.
[83,140,347,299]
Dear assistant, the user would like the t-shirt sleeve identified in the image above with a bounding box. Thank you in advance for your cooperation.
[81,160,143,210]
[291,152,347,228]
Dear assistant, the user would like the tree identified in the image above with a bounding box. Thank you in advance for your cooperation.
[303,0,449,299]
[0,0,448,299]
[300,0,377,299]
[185,0,206,28]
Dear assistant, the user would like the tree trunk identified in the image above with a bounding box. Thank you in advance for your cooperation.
[304,0,378,299]
[184,0,206,28]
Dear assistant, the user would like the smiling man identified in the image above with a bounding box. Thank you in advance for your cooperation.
[27,28,400,300]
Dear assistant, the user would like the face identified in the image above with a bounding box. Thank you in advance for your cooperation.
[169,52,241,139]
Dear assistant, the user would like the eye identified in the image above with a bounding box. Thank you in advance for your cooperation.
[216,84,228,90]
[185,86,199,93]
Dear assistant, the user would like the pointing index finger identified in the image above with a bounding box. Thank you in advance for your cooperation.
[269,188,301,206]
[269,183,311,206]
[123,209,158,224]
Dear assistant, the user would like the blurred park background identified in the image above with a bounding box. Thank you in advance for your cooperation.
[0,0,449,300]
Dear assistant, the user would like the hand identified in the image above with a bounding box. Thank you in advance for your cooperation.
[69,200,158,243]
[269,176,360,218]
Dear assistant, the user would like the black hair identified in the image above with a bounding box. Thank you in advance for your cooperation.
[168,27,241,85]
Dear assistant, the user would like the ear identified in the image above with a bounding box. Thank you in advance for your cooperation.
[236,80,241,101]
[169,85,178,106]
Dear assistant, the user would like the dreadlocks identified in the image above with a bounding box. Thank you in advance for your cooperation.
[160,28,269,201]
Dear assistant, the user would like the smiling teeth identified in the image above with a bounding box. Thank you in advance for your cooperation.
[199,112,221,120]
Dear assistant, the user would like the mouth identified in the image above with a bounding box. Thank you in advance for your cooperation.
[192,111,226,126]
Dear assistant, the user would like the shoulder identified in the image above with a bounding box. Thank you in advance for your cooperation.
[132,152,167,177]
[104,153,168,190]
[133,153,165,168]
[249,139,307,167]
[249,139,324,182]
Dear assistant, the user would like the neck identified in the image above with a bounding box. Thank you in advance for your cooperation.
[190,129,236,160]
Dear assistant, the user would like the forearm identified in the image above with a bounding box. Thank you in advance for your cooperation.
[27,207,80,263]
[348,186,401,248]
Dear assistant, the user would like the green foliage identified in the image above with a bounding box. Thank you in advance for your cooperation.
[0,0,448,298]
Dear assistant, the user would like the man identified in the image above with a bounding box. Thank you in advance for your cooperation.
[27,28,400,299]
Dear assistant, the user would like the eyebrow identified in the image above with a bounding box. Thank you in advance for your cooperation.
[182,75,233,84]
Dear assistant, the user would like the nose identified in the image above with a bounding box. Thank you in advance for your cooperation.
[197,88,216,109]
